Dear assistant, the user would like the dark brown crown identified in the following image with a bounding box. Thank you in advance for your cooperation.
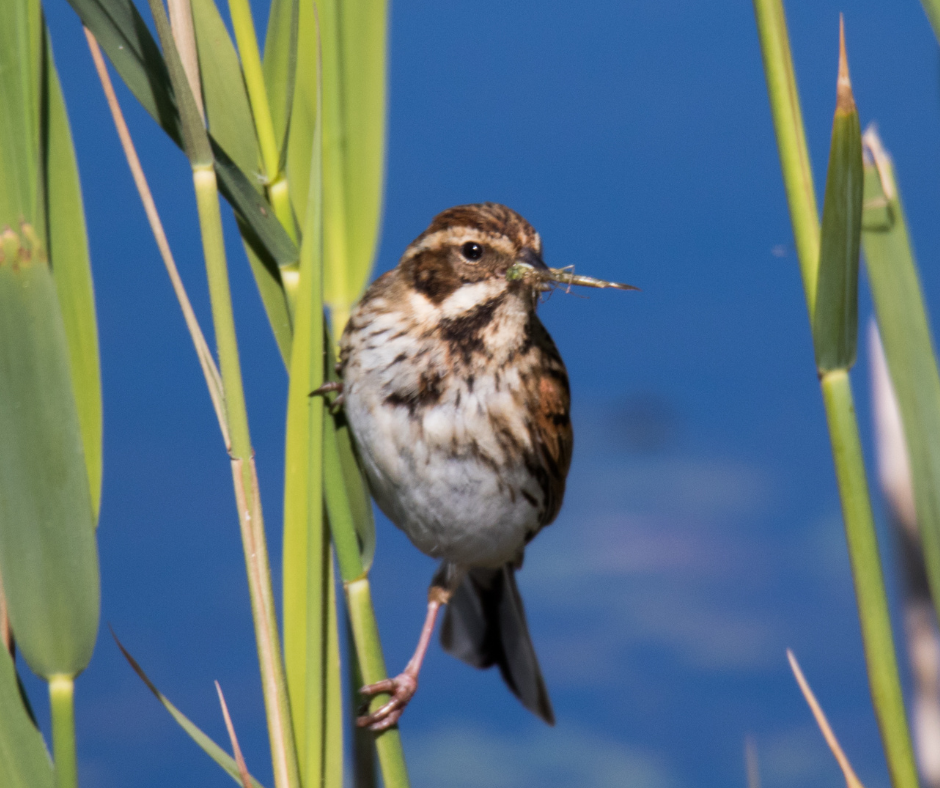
[414,203,541,252]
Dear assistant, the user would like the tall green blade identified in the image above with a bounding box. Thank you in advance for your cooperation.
[862,129,940,651]
[0,647,55,788]
[335,0,386,314]
[752,0,819,311]
[282,64,343,787]
[272,0,386,334]
[813,37,863,374]
[0,238,100,679]
[45,37,102,520]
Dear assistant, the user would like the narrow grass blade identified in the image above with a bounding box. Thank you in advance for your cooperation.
[813,22,863,374]
[85,29,229,444]
[45,37,102,520]
[0,229,99,679]
[752,0,820,312]
[0,647,55,788]
[788,650,866,788]
[862,128,940,653]
[215,682,253,788]
[113,634,266,788]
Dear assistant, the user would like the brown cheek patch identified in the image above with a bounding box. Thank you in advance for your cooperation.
[407,250,461,304]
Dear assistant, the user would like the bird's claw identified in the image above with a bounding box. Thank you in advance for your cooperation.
[356,673,418,732]
[309,381,345,413]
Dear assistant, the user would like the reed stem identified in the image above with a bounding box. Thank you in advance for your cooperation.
[49,675,77,788]
[752,0,820,313]
[192,164,301,788]
[821,371,919,788]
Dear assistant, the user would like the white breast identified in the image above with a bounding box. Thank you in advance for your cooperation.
[342,310,544,568]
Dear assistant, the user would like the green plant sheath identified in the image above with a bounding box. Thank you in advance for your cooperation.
[49,677,77,788]
[821,372,918,787]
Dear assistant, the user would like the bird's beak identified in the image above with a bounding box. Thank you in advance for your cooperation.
[516,247,549,271]
[506,250,639,293]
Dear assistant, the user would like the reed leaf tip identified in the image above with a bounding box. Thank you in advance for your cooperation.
[836,16,855,115]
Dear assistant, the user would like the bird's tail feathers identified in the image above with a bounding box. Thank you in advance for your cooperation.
[440,564,555,725]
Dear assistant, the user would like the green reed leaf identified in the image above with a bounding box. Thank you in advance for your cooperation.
[45,37,102,520]
[0,647,55,788]
[862,129,940,654]
[332,0,386,313]
[0,236,99,679]
[0,0,42,233]
[813,33,863,374]
[192,0,256,174]
[282,59,343,787]
[262,0,299,170]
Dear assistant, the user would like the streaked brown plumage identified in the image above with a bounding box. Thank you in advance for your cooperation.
[338,203,572,729]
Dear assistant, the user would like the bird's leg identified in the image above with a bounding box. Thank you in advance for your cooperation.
[357,567,463,731]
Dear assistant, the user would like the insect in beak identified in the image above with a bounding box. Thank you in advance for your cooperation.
[506,257,639,293]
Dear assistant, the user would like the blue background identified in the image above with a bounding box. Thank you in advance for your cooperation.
[26,0,940,786]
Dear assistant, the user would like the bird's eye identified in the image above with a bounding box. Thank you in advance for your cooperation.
[460,242,484,261]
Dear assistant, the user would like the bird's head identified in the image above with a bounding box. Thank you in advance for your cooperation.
[397,203,636,316]
[398,203,548,310]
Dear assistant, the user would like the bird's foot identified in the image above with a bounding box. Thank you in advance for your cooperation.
[356,672,418,732]
[309,381,344,412]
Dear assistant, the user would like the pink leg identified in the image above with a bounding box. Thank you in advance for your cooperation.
[357,587,450,731]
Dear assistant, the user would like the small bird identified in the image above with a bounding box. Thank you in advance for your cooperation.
[335,203,634,731]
